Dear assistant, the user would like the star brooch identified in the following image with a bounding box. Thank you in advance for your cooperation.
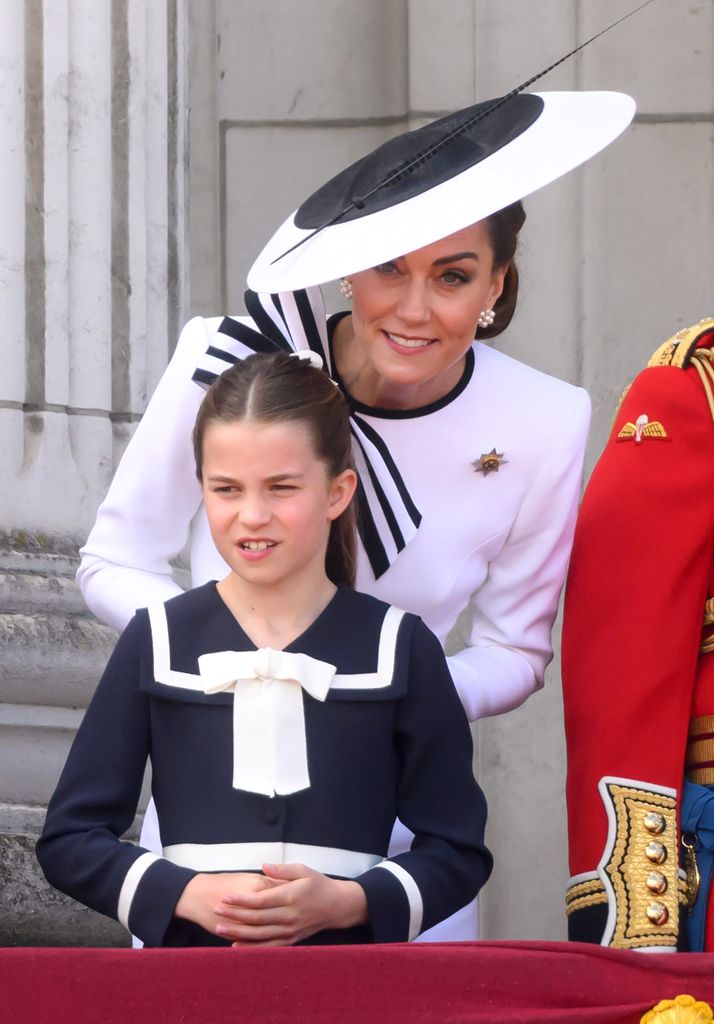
[472,449,507,476]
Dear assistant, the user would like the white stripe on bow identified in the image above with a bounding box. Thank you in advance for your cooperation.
[197,648,336,797]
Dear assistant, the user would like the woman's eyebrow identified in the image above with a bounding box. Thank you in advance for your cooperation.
[432,251,479,266]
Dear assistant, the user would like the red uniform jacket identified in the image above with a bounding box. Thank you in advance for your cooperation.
[563,319,714,951]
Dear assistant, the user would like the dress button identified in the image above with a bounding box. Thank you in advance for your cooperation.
[265,808,279,825]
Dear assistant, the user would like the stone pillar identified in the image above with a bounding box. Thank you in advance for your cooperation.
[0,0,189,946]
[213,0,409,315]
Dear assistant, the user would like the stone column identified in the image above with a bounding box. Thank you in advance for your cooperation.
[0,0,189,946]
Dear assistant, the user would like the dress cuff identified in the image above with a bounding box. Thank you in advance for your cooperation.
[121,854,197,947]
[357,861,423,942]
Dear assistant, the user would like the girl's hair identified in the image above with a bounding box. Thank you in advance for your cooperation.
[193,352,357,588]
[479,200,527,339]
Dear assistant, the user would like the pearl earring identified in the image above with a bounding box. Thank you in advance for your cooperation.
[477,308,495,329]
[339,277,353,300]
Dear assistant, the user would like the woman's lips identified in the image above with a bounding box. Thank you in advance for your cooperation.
[383,330,436,354]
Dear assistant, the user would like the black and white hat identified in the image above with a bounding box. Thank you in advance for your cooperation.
[247,90,635,293]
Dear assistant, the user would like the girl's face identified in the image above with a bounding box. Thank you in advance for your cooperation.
[201,418,355,591]
[347,221,506,407]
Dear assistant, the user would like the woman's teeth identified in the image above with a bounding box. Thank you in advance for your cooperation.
[241,541,274,551]
[386,332,432,349]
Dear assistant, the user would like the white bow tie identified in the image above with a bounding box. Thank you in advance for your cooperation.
[198,648,336,797]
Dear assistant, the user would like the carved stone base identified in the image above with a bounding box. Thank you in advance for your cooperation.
[0,532,133,945]
[0,805,131,947]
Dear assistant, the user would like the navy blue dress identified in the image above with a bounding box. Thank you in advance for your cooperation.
[37,583,491,946]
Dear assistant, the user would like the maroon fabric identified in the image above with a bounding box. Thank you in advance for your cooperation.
[5,941,714,1023]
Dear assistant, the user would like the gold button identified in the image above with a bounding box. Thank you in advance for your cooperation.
[646,841,667,864]
[643,812,666,835]
[646,902,669,926]
[646,871,668,895]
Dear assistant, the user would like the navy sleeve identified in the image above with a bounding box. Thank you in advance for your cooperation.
[356,618,493,941]
[35,612,196,946]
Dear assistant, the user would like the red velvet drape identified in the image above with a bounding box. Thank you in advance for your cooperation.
[5,941,714,1024]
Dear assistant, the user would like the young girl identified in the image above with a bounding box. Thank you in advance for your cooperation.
[37,351,492,947]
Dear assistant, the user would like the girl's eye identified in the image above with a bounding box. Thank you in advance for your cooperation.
[270,483,296,492]
[374,261,399,276]
[213,485,238,494]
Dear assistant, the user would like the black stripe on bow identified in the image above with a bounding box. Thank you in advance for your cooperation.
[352,414,422,530]
[350,425,406,558]
[292,289,331,367]
[352,474,390,581]
[216,315,292,354]
[193,368,219,389]
[244,290,293,349]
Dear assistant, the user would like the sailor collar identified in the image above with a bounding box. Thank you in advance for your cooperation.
[144,585,408,799]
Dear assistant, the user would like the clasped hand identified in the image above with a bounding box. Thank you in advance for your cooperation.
[175,863,368,946]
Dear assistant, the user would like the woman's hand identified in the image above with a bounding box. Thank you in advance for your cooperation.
[174,871,282,936]
[215,862,369,946]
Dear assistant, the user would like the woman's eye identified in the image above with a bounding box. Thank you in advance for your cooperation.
[270,484,296,492]
[374,261,399,276]
[440,270,469,285]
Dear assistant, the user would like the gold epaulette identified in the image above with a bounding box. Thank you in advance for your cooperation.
[648,317,714,368]
[645,318,714,427]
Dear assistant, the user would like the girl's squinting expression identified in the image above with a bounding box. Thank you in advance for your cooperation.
[202,419,355,592]
[340,221,507,410]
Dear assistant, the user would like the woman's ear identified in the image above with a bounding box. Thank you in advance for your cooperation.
[488,264,508,309]
[327,469,357,521]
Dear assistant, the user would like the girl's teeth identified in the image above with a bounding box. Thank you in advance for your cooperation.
[244,541,271,551]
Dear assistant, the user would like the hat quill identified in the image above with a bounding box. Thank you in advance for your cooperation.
[248,1,655,292]
[269,0,658,268]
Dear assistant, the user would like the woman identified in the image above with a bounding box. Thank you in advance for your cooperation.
[77,89,635,940]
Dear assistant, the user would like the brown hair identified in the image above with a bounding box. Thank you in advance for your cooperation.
[194,352,357,587]
[479,200,527,339]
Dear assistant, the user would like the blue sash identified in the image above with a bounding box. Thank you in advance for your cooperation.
[681,778,714,951]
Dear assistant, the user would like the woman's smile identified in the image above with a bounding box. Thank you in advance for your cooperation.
[334,222,506,410]
[383,330,436,353]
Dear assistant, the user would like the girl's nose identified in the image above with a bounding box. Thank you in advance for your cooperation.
[396,279,430,325]
[239,493,271,527]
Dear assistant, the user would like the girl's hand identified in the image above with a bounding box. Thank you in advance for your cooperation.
[174,871,282,936]
[215,862,369,946]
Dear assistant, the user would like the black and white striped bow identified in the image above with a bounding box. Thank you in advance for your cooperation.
[192,288,422,579]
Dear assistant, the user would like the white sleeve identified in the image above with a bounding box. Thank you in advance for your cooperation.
[77,317,213,632]
[447,388,591,721]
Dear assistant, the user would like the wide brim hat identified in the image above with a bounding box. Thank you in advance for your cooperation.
[247,90,635,293]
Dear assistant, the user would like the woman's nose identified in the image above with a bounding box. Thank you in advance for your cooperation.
[395,280,430,324]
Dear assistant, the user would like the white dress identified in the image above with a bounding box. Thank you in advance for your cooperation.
[78,306,591,941]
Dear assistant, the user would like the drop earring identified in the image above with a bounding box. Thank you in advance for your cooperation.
[477,308,495,329]
[339,277,353,300]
